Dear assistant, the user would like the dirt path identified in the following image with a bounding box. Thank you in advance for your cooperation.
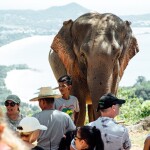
[129,130,149,150]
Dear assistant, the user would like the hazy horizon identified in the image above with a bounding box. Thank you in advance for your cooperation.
[0,0,150,16]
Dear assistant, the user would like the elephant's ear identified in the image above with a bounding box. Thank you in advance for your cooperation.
[119,35,139,79]
[51,20,78,75]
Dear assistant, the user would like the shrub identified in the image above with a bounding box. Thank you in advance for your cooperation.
[116,88,149,125]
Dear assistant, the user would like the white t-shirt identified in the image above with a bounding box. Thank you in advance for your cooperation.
[54,95,80,121]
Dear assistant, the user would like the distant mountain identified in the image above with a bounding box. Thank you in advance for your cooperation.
[0,2,150,47]
[0,3,89,47]
[121,14,150,27]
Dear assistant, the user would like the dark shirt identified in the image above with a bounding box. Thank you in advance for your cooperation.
[32,146,44,150]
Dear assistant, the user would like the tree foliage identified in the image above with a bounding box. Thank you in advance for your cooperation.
[1,65,150,123]
[134,77,150,100]
[120,76,150,100]
[20,103,40,116]
[136,88,150,100]
[117,87,150,125]
[135,76,146,84]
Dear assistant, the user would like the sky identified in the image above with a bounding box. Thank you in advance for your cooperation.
[0,0,150,15]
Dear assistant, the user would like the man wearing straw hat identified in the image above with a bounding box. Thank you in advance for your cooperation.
[30,87,76,150]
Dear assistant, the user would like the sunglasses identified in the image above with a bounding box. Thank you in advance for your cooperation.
[4,101,16,107]
[58,84,68,88]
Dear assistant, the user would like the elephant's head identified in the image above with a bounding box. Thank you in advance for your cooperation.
[50,12,139,120]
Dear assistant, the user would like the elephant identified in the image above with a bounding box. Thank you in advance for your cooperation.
[49,12,139,126]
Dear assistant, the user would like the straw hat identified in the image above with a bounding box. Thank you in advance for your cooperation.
[29,87,61,101]
[17,117,47,132]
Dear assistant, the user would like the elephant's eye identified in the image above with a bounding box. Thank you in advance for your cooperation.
[112,42,120,52]
[112,45,115,51]
[112,45,118,52]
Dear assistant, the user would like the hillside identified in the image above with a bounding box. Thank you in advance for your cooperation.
[0,2,150,47]
[0,3,89,46]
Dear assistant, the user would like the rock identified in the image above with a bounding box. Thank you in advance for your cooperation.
[127,116,150,132]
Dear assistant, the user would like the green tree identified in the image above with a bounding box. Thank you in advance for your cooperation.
[134,79,150,100]
[117,87,150,125]
[124,76,150,100]
[135,76,146,85]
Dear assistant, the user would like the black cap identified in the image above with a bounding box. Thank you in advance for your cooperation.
[96,93,125,112]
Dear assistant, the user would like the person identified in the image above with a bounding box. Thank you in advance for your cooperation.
[74,126,104,150]
[30,86,76,150]
[4,94,24,131]
[143,134,150,150]
[71,93,131,150]
[17,116,47,150]
[58,129,76,150]
[54,75,80,125]
[0,107,29,150]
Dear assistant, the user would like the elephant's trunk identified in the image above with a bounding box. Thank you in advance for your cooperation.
[87,60,115,118]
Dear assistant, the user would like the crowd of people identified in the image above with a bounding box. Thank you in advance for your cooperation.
[0,107,29,150]
[0,74,149,150]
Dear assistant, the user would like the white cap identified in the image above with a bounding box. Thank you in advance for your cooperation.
[17,117,47,132]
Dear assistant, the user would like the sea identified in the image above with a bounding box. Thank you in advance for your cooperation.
[0,27,149,102]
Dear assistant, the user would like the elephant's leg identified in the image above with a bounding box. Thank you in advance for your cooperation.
[71,78,88,126]
[49,51,67,80]
[87,104,94,122]
[77,100,86,126]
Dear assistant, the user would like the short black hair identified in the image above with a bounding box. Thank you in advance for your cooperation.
[58,75,72,85]
[40,98,54,104]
